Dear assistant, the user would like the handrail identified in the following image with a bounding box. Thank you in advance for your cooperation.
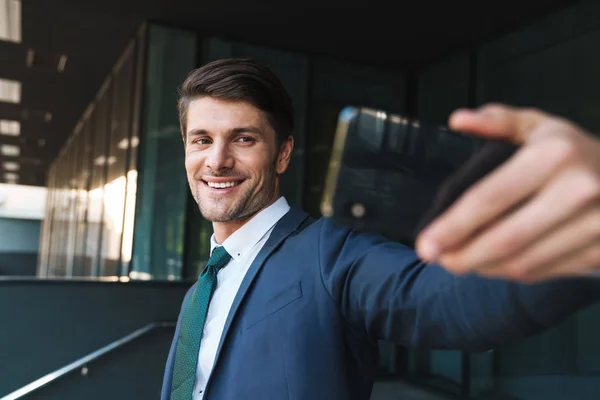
[1,321,176,400]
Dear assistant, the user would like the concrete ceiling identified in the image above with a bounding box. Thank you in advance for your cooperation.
[0,0,575,186]
[0,0,140,186]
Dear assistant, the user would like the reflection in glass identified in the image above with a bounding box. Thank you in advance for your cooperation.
[37,28,144,279]
[130,25,196,281]
[100,41,136,276]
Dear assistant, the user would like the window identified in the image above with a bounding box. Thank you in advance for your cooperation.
[4,172,18,181]
[0,0,21,43]
[2,161,19,171]
[0,144,20,157]
[0,119,20,136]
[0,79,21,104]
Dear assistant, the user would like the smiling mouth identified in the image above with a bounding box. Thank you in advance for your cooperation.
[202,180,244,189]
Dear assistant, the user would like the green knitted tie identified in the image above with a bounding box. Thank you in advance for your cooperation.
[171,246,232,399]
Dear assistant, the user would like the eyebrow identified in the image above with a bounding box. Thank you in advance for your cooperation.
[187,126,264,139]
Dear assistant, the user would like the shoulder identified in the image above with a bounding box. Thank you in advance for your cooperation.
[294,215,397,257]
[281,207,413,262]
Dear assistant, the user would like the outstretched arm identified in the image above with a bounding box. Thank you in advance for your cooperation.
[319,218,599,351]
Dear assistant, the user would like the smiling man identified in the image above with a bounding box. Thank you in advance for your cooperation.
[162,58,600,400]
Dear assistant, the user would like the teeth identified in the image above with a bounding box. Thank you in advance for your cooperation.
[207,181,239,188]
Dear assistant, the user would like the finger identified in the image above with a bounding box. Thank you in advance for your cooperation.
[416,134,570,262]
[448,104,548,144]
[448,201,600,278]
[488,239,600,283]
[437,169,600,273]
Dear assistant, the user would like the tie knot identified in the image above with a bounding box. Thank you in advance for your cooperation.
[208,246,232,270]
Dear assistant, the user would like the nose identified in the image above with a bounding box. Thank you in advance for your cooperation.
[205,141,234,172]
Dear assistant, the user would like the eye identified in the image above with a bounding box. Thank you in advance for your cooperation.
[191,137,211,145]
[236,136,255,144]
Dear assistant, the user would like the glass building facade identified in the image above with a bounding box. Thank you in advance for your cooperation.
[38,26,145,278]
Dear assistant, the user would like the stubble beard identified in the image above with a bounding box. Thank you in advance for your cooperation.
[194,165,278,223]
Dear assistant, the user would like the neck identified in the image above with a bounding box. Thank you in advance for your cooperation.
[212,191,280,244]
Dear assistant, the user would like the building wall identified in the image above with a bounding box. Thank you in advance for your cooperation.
[477,1,600,131]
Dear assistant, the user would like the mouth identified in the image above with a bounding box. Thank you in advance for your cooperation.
[201,178,245,193]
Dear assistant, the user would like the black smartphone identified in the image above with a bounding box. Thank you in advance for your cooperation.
[320,106,518,247]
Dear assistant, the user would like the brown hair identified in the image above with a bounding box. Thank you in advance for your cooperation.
[178,58,294,146]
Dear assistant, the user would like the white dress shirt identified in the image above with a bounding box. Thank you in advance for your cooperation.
[192,196,290,399]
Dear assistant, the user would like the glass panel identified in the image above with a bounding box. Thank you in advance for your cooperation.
[131,25,196,281]
[121,28,146,276]
[418,53,470,125]
[37,163,55,276]
[73,122,93,276]
[100,43,136,277]
[97,80,114,277]
[53,157,69,276]
[85,82,110,277]
[65,132,81,277]
[47,161,58,275]
[37,32,144,279]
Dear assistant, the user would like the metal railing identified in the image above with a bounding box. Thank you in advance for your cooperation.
[1,321,176,400]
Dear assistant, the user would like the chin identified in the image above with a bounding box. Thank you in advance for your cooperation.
[200,210,231,223]
[199,204,238,223]
[202,203,264,224]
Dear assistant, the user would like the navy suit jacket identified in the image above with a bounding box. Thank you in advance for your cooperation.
[162,206,598,400]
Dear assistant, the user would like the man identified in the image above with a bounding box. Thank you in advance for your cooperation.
[162,58,600,400]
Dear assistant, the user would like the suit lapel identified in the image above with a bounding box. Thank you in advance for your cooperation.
[203,206,310,392]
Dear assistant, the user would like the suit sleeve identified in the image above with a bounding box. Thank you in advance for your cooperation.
[317,218,600,351]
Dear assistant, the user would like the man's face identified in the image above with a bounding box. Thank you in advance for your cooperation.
[184,97,292,222]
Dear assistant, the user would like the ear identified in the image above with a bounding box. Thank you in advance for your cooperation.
[276,136,294,175]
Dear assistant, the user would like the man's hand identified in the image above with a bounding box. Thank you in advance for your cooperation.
[415,103,600,282]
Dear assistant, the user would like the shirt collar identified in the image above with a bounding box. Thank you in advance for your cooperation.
[210,196,290,261]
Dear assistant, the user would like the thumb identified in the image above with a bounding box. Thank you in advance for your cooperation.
[448,103,548,145]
